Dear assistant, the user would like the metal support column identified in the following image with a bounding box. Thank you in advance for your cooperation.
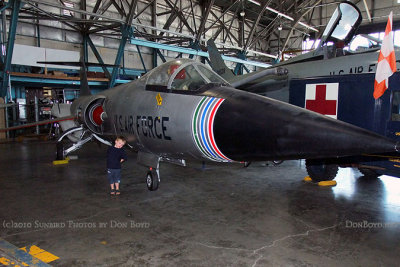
[83,34,89,63]
[34,96,39,135]
[108,25,132,88]
[81,0,88,62]
[189,41,199,59]
[136,45,147,73]
[0,10,6,68]
[86,35,111,78]
[35,3,40,47]
[1,0,21,98]
[155,49,166,63]
[0,97,5,139]
[234,51,246,75]
[152,0,158,68]
[152,49,158,68]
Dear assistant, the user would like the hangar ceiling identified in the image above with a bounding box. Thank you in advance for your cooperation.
[4,0,400,64]
[17,0,325,61]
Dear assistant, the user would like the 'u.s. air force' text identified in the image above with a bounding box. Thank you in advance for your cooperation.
[115,115,171,140]
[329,61,400,75]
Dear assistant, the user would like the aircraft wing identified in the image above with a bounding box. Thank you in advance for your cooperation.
[0,103,18,108]
[0,116,75,132]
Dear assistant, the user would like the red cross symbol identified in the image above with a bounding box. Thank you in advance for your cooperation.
[306,85,337,116]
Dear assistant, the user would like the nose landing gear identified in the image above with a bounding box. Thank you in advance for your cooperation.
[146,168,160,191]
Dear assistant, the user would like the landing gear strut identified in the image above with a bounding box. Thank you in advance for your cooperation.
[146,168,160,191]
[55,126,112,160]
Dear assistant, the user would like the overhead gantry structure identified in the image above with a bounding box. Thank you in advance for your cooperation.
[0,0,325,98]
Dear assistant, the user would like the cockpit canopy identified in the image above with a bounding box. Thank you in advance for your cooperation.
[319,1,362,47]
[144,59,228,92]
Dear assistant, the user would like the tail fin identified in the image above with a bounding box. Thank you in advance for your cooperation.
[207,39,235,82]
[79,55,91,96]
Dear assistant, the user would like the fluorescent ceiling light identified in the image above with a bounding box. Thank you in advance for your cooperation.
[248,49,277,59]
[298,21,319,32]
[248,0,261,6]
[264,6,319,32]
[266,7,294,21]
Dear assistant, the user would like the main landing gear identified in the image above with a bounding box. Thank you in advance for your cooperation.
[146,168,160,191]
[55,126,112,160]
[305,159,339,182]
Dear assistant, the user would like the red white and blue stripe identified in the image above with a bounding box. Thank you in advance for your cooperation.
[192,97,232,162]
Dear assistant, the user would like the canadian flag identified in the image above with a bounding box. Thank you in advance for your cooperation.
[374,11,397,99]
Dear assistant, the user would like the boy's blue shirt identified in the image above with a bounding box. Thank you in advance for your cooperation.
[107,146,127,169]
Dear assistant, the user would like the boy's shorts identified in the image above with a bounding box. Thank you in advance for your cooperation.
[107,168,121,184]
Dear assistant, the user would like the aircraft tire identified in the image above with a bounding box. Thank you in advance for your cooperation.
[305,159,338,182]
[56,142,64,160]
[146,170,159,191]
[358,168,379,179]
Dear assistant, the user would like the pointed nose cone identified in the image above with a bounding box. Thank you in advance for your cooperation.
[211,88,398,161]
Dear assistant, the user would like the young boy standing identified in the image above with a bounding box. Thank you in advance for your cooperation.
[107,136,127,195]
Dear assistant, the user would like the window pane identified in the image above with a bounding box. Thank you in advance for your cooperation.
[197,65,226,83]
[171,65,207,91]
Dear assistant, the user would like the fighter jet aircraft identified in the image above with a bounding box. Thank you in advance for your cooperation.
[207,1,400,101]
[44,58,399,190]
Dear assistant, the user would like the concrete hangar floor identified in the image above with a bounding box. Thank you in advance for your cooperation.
[0,141,400,266]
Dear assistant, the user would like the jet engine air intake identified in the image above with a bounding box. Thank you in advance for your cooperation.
[74,96,107,134]
[89,104,104,126]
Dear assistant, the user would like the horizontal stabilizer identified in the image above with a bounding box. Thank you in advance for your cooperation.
[231,67,288,88]
[36,61,120,67]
